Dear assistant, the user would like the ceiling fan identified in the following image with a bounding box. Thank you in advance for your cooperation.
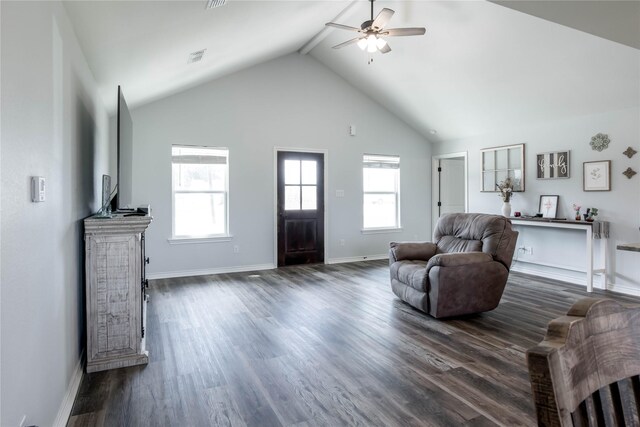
[326,0,426,54]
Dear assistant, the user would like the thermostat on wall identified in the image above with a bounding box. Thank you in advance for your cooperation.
[31,176,46,202]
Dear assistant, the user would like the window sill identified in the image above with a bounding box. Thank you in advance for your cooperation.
[168,235,232,245]
[361,227,403,235]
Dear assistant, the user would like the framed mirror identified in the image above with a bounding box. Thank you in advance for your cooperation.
[480,143,525,192]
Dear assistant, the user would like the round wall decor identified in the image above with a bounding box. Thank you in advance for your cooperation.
[590,133,611,152]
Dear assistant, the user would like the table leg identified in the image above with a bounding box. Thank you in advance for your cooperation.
[586,227,593,292]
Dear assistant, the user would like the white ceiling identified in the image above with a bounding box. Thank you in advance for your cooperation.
[311,0,640,141]
[64,0,640,142]
[63,0,352,111]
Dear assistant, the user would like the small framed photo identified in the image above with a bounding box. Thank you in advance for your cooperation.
[583,160,611,191]
[539,195,559,218]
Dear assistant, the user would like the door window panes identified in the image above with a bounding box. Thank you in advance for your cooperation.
[285,186,301,211]
[284,160,301,185]
[301,186,317,210]
[284,159,318,211]
[301,161,317,185]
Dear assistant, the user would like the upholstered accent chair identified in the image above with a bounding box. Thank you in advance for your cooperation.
[389,213,519,318]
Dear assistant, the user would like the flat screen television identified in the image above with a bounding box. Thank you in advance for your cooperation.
[115,85,133,210]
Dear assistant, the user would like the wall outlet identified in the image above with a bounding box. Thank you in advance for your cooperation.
[233,245,240,253]
[339,239,345,246]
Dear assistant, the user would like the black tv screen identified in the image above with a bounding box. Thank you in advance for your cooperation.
[116,85,133,210]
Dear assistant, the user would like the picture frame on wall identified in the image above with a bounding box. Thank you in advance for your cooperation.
[539,195,559,218]
[536,151,570,179]
[583,160,611,191]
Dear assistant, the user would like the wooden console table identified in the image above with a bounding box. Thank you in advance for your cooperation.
[510,218,608,292]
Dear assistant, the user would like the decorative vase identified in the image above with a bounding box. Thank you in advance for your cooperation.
[501,202,511,217]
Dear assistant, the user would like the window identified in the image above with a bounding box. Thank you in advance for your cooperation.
[363,154,400,229]
[172,145,229,238]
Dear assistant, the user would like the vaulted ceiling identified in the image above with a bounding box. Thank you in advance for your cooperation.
[64,0,640,142]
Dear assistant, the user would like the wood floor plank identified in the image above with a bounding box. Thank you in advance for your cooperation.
[68,260,640,427]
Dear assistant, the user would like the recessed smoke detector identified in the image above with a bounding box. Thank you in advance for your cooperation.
[205,0,226,9]
[188,49,206,64]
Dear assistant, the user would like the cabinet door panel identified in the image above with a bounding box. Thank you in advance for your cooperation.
[88,234,140,360]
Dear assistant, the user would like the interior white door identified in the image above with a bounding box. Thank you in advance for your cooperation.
[438,158,466,215]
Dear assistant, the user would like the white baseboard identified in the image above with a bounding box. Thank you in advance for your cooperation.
[606,282,640,297]
[512,261,640,296]
[53,349,84,427]
[147,263,276,280]
[511,262,591,287]
[148,257,389,280]
[326,254,387,264]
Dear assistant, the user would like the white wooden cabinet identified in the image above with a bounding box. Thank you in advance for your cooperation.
[84,214,152,373]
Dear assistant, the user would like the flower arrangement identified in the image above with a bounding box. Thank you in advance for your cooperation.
[572,203,581,220]
[496,177,514,202]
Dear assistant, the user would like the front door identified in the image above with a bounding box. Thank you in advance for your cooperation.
[277,151,324,267]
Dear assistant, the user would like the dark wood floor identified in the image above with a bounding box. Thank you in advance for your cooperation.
[68,260,640,427]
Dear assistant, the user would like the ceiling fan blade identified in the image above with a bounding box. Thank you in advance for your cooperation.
[372,8,394,30]
[383,28,426,37]
[379,43,392,54]
[325,22,361,32]
[332,37,363,49]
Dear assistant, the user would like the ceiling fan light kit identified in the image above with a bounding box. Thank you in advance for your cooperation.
[326,0,426,57]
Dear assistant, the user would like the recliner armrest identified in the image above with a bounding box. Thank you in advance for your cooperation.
[389,242,437,263]
[425,252,493,271]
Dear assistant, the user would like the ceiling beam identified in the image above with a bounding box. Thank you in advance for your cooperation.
[299,1,360,55]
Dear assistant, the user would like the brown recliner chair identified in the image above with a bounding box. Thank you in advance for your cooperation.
[389,213,519,318]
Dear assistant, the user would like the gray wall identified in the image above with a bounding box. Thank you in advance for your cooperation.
[432,106,640,294]
[1,1,109,425]
[131,53,432,278]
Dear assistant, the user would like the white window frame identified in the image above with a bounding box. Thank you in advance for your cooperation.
[170,145,230,241]
[362,154,402,232]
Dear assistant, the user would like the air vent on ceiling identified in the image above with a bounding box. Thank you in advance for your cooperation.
[205,0,226,9]
[188,49,206,64]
